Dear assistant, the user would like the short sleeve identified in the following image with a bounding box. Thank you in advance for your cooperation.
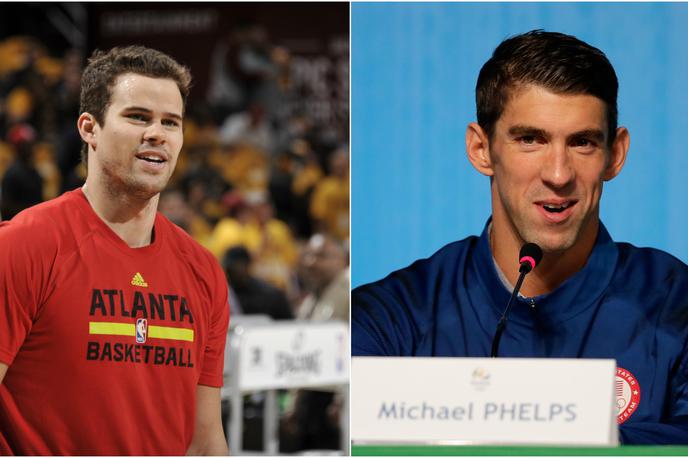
[197,257,230,387]
[0,220,54,365]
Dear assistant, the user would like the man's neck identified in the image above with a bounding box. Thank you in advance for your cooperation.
[489,219,598,297]
[82,181,159,248]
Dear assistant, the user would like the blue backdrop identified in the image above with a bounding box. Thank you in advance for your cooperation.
[351,2,688,288]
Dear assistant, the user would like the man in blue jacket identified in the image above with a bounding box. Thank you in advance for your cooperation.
[352,30,688,444]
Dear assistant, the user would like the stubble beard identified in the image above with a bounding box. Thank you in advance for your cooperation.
[516,219,578,255]
[498,188,584,255]
[101,161,171,203]
[514,201,602,256]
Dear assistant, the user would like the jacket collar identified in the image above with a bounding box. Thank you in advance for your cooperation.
[471,218,618,327]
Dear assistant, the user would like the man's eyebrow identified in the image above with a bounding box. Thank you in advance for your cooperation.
[122,106,183,121]
[568,129,605,143]
[507,126,606,143]
[507,125,549,138]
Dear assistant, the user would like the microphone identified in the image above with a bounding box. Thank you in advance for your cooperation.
[490,243,543,357]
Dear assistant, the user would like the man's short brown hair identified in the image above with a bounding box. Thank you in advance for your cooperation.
[476,30,618,147]
[79,45,192,162]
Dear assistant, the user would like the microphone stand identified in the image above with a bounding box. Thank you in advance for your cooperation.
[490,266,528,358]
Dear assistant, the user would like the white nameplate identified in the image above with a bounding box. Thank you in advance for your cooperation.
[352,357,617,446]
[235,322,349,391]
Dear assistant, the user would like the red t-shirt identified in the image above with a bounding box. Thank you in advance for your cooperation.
[0,189,230,455]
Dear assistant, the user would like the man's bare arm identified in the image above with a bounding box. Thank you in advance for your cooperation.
[0,362,7,384]
[186,385,228,456]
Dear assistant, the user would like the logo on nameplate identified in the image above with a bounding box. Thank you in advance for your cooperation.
[616,367,640,424]
[470,367,491,391]
[136,318,148,343]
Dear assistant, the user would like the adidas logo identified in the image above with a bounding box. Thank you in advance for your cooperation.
[131,272,148,288]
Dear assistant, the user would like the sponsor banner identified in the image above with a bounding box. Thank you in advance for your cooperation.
[234,322,349,390]
[352,357,617,446]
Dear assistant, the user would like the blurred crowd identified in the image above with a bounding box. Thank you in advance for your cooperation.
[0,28,348,453]
[0,30,349,316]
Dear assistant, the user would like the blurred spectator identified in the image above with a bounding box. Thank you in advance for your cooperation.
[0,37,55,141]
[158,188,214,247]
[268,150,297,230]
[280,233,349,453]
[214,143,268,194]
[53,49,81,129]
[177,132,232,225]
[218,103,276,155]
[289,139,324,238]
[54,49,84,191]
[4,87,35,126]
[206,25,278,122]
[310,147,349,242]
[222,246,293,320]
[297,233,349,322]
[208,190,298,293]
[1,123,42,220]
[206,30,246,118]
[0,142,15,182]
[281,387,341,453]
[269,139,323,237]
[32,141,61,201]
[256,46,297,130]
[273,113,312,160]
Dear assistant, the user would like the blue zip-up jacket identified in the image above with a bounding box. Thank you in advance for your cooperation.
[352,222,688,444]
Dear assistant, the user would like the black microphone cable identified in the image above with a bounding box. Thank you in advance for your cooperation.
[490,242,543,358]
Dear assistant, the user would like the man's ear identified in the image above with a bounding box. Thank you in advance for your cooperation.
[466,122,494,177]
[77,113,98,152]
[603,127,630,181]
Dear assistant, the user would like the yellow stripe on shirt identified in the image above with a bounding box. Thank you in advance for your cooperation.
[89,322,134,336]
[149,325,194,342]
[89,322,194,342]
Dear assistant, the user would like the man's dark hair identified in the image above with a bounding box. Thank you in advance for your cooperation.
[476,30,618,146]
[79,45,192,162]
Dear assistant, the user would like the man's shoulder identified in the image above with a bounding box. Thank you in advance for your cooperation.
[352,236,480,356]
[158,215,229,310]
[353,235,479,296]
[160,214,215,257]
[3,190,80,228]
[0,190,82,250]
[158,213,223,275]
[615,242,688,278]
[610,242,688,315]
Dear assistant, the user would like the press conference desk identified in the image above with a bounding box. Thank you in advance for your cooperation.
[352,445,688,456]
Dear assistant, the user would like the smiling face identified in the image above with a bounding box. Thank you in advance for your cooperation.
[85,73,184,200]
[467,84,629,256]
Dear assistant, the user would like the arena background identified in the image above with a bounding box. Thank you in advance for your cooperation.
[351,2,688,288]
[0,3,348,121]
[0,2,349,454]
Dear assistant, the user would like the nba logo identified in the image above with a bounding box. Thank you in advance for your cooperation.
[136,318,147,343]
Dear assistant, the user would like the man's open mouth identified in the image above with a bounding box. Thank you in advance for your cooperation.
[542,202,575,213]
[136,154,166,164]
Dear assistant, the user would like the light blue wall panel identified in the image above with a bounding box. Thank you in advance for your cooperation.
[352,2,688,288]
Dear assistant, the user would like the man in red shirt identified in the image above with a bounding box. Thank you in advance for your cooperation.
[0,46,230,455]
